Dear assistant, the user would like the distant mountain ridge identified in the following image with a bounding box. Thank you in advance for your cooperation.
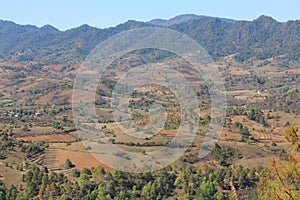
[170,15,300,61]
[0,14,299,63]
[0,19,153,63]
[149,14,235,26]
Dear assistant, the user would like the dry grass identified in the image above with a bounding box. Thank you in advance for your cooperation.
[16,133,76,142]
[0,163,22,186]
[45,142,110,170]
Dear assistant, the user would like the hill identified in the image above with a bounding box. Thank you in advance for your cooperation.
[171,15,300,61]
[149,14,235,26]
[0,14,300,200]
[0,19,153,63]
[0,15,300,63]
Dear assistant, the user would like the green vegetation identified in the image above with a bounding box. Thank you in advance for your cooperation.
[65,158,75,169]
[211,143,237,167]
[1,14,300,200]
[232,122,250,136]
[247,109,268,127]
[1,15,300,63]
[0,161,262,199]
[258,126,300,199]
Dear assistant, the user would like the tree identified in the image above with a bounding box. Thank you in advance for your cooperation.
[142,182,152,199]
[284,125,300,151]
[81,168,92,175]
[258,125,300,199]
[215,192,226,200]
[71,169,80,177]
[174,177,181,187]
[65,159,74,169]
[78,174,89,187]
[195,178,218,198]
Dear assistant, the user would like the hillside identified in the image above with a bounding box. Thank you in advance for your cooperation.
[0,15,300,63]
[0,14,300,199]
[0,19,153,63]
[171,15,300,61]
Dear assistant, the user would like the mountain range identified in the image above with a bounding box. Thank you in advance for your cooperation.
[149,14,235,26]
[0,14,299,63]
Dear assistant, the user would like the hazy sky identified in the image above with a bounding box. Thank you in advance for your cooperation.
[0,0,299,30]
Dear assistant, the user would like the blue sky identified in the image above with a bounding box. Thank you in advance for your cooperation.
[0,0,299,30]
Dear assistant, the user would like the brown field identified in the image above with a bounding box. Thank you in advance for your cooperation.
[43,64,64,71]
[16,133,76,142]
[18,78,45,91]
[228,67,251,75]
[0,148,26,186]
[36,89,72,104]
[56,149,109,170]
[218,140,290,168]
[13,126,57,136]
[1,56,300,190]
[0,163,23,186]
[267,111,300,127]
[219,130,243,140]
[45,142,110,170]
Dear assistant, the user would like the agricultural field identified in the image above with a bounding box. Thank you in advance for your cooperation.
[0,15,300,199]
[0,55,298,174]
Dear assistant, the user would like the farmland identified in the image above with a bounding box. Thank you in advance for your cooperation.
[0,14,300,199]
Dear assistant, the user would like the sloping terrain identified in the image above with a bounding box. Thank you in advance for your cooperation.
[0,15,300,63]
